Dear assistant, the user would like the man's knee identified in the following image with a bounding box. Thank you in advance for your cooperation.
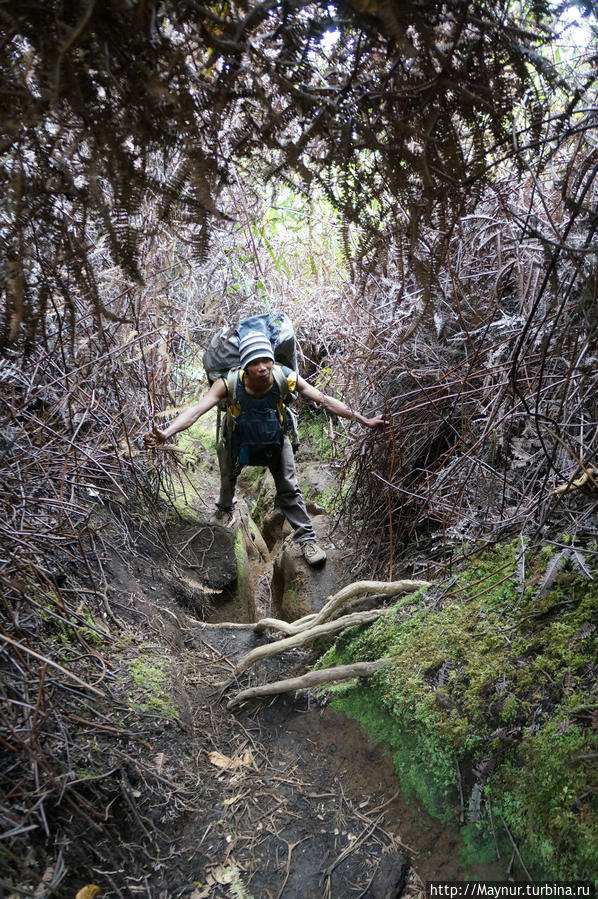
[276,483,303,504]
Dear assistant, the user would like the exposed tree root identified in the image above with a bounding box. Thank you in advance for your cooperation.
[230,581,430,706]
[227,659,393,709]
[235,609,389,674]
[253,579,430,637]
[550,466,596,496]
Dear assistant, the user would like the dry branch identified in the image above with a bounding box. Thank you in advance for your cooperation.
[0,632,106,699]
[253,579,430,636]
[0,6,595,891]
[0,237,204,891]
[227,659,393,709]
[338,120,598,577]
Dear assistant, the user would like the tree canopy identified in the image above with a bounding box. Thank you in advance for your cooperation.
[2,0,586,349]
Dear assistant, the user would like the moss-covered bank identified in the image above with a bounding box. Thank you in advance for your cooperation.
[316,537,597,882]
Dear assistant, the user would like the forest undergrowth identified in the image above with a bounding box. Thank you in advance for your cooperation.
[1,1,597,894]
[315,538,597,881]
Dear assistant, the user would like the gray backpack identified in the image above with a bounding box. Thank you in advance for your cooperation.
[203,312,300,454]
[203,311,297,383]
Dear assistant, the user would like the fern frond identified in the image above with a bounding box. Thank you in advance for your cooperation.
[537,549,570,600]
[570,550,594,581]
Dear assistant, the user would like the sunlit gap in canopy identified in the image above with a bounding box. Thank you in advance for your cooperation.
[551,0,596,58]
[320,2,341,52]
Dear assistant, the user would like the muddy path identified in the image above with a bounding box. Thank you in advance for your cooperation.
[179,623,413,898]
[76,441,506,897]
[179,620,504,899]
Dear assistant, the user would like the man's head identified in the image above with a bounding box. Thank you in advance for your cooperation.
[239,330,275,371]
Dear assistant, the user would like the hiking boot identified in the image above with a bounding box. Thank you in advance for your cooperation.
[209,509,237,529]
[301,541,327,566]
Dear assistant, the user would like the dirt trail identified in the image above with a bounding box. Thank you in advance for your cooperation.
[180,620,504,898]
[88,442,506,897]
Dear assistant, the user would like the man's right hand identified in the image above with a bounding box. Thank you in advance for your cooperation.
[143,426,168,448]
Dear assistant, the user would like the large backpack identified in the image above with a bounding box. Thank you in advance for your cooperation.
[202,312,300,455]
[202,311,298,383]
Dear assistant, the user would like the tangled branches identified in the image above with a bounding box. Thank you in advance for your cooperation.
[0,0,596,888]
[339,113,598,576]
[1,0,566,352]
[0,233,203,891]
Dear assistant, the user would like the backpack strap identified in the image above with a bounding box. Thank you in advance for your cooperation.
[217,369,240,447]
[222,365,297,438]
[272,364,293,401]
[223,368,243,409]
[272,366,300,449]
[227,365,294,404]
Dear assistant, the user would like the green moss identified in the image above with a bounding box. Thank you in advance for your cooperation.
[319,485,344,515]
[179,416,218,455]
[80,609,109,647]
[500,693,519,723]
[234,527,246,590]
[332,685,457,818]
[114,631,136,650]
[298,409,339,459]
[460,820,506,869]
[490,718,598,880]
[243,466,265,489]
[250,483,269,528]
[127,652,178,719]
[163,474,202,524]
[247,516,261,543]
[314,538,598,880]
[37,584,109,648]
[302,482,343,516]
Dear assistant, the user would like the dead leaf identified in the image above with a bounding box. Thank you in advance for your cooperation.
[154,751,165,775]
[76,887,101,899]
[209,750,235,769]
[189,866,234,898]
[211,865,235,885]
[208,749,254,771]
[222,793,244,806]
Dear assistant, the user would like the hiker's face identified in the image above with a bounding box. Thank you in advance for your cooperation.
[247,358,273,380]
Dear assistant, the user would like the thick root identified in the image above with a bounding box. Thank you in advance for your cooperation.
[252,616,305,636]
[253,579,429,636]
[235,609,388,674]
[550,466,596,496]
[227,658,393,709]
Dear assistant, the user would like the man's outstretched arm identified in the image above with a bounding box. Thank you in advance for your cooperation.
[144,378,228,447]
[296,376,385,429]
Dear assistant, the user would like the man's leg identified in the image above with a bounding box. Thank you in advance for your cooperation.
[212,440,238,524]
[268,439,325,564]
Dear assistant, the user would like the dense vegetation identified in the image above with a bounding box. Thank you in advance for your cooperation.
[1,0,596,894]
[317,539,597,880]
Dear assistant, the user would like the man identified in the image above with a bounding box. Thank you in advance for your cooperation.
[144,331,385,565]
